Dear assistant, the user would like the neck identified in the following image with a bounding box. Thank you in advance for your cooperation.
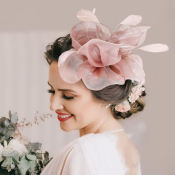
[79,113,124,137]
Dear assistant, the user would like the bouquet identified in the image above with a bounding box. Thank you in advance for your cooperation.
[0,111,53,175]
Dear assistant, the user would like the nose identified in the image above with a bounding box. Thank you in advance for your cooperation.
[50,95,64,111]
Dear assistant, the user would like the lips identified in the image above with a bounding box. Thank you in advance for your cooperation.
[56,112,71,115]
[56,111,73,122]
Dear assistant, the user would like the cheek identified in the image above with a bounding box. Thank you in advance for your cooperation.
[49,95,53,106]
[49,95,52,102]
[71,100,96,119]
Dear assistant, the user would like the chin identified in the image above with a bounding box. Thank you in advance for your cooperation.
[60,125,74,132]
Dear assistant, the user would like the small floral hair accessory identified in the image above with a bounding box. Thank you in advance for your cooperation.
[105,80,145,112]
[115,80,146,112]
[58,8,168,92]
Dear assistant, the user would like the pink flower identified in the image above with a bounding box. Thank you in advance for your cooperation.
[115,100,131,112]
[58,39,145,90]
[128,83,145,103]
[58,9,169,91]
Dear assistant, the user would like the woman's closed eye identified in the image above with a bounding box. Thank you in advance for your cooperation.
[47,89,55,94]
[47,89,74,100]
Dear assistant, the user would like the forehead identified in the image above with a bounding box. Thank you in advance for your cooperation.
[48,61,88,93]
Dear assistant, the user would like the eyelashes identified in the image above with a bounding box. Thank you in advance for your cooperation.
[47,89,55,94]
[47,89,74,100]
[62,94,74,100]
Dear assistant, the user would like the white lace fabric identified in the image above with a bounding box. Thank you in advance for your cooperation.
[41,129,142,175]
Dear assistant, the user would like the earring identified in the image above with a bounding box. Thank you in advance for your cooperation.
[105,103,111,109]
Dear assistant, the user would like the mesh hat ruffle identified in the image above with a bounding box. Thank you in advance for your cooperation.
[58,9,169,91]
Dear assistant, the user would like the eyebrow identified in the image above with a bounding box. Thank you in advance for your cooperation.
[48,82,77,93]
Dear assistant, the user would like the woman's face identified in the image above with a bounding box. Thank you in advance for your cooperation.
[48,61,113,135]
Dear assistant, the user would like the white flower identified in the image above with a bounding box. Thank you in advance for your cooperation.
[0,143,4,162]
[6,139,28,155]
[115,100,131,112]
[4,140,8,148]
[128,83,145,103]
[0,143,4,152]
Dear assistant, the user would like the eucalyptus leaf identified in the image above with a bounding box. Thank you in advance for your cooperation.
[0,117,8,127]
[6,125,16,137]
[2,151,19,158]
[44,151,49,160]
[15,168,20,175]
[0,136,6,143]
[1,157,15,172]
[4,119,10,127]
[35,152,42,159]
[1,157,13,168]
[0,117,16,143]
[9,110,12,119]
[2,151,20,164]
[12,153,20,164]
[25,142,41,152]
[17,156,30,175]
[11,113,18,124]
[26,154,36,161]
[28,160,37,173]
[0,127,4,134]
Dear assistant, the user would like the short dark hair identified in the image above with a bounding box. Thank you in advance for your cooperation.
[45,34,146,119]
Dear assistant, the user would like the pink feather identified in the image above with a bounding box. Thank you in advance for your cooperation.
[76,9,99,23]
[138,44,169,52]
[120,15,142,26]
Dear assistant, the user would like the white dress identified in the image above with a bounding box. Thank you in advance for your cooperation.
[41,129,142,175]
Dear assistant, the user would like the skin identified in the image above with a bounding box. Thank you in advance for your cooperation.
[48,61,124,137]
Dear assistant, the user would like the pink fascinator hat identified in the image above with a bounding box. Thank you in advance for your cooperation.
[58,8,169,91]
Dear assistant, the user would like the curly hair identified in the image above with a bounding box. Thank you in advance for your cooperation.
[45,34,146,119]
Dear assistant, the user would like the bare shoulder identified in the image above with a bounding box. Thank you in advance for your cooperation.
[115,132,140,174]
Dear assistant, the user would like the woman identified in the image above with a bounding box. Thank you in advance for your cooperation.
[41,9,168,175]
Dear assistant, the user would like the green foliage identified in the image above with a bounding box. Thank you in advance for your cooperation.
[0,111,18,144]
[0,111,53,175]
[25,143,42,153]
